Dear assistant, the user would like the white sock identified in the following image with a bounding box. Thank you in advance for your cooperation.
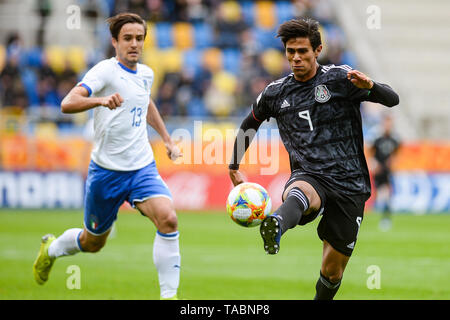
[48,228,83,258]
[153,230,181,298]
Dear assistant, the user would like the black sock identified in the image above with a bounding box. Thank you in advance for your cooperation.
[274,187,309,235]
[314,272,341,300]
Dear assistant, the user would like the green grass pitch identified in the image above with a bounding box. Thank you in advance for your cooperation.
[0,209,449,300]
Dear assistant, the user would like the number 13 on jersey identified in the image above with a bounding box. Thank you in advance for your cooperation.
[299,110,313,131]
[131,107,142,127]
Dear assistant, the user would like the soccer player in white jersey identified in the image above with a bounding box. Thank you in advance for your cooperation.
[33,13,182,300]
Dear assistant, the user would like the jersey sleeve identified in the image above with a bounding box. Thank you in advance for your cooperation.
[251,88,272,122]
[77,61,110,96]
[347,78,399,107]
[347,79,371,101]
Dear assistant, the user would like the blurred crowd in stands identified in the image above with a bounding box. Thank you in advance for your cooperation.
[0,0,356,127]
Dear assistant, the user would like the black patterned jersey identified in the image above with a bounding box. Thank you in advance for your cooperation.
[252,64,393,198]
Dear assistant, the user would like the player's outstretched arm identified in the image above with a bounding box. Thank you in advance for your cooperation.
[228,112,263,186]
[61,86,124,114]
[147,98,181,161]
[347,69,399,107]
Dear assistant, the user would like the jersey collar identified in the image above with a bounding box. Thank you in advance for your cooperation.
[117,60,137,74]
[291,64,322,84]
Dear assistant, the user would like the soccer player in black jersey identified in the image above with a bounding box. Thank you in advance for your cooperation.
[228,18,399,300]
[370,115,400,231]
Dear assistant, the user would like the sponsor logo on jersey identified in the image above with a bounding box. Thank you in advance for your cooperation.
[346,241,355,249]
[281,99,290,108]
[315,84,331,103]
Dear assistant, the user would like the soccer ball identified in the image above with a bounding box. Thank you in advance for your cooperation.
[226,182,272,227]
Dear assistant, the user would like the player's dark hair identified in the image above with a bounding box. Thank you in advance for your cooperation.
[107,13,147,40]
[277,18,322,50]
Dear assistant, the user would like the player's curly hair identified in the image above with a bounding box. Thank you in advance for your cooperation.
[107,12,147,40]
[277,18,322,50]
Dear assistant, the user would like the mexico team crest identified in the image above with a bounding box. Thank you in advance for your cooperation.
[315,84,331,103]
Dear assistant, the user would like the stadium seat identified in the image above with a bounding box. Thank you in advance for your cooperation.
[222,48,241,75]
[20,69,39,106]
[186,97,208,117]
[172,22,194,50]
[193,22,214,49]
[162,48,183,73]
[212,70,237,95]
[240,1,255,26]
[45,46,66,74]
[143,47,163,70]
[261,49,285,76]
[0,106,26,117]
[202,48,223,73]
[0,45,5,72]
[276,1,295,23]
[142,48,167,97]
[252,27,279,49]
[155,22,173,49]
[67,46,86,74]
[0,107,26,136]
[219,1,242,22]
[144,22,157,49]
[183,49,202,75]
[254,1,276,30]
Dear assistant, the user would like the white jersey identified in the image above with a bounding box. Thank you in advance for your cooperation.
[78,57,154,171]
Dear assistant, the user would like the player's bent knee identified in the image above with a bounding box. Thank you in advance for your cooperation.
[165,212,178,231]
[80,238,106,253]
[322,264,344,283]
[326,272,343,284]
[286,181,321,210]
[84,242,105,253]
[157,211,178,233]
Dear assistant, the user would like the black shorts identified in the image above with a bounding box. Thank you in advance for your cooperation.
[374,170,391,188]
[284,171,367,257]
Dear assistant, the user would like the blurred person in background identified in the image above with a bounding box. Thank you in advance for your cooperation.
[156,77,178,117]
[33,13,183,300]
[213,1,248,49]
[204,70,238,117]
[35,0,52,47]
[36,56,59,107]
[146,0,172,22]
[57,61,79,101]
[370,115,400,231]
[0,33,28,109]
